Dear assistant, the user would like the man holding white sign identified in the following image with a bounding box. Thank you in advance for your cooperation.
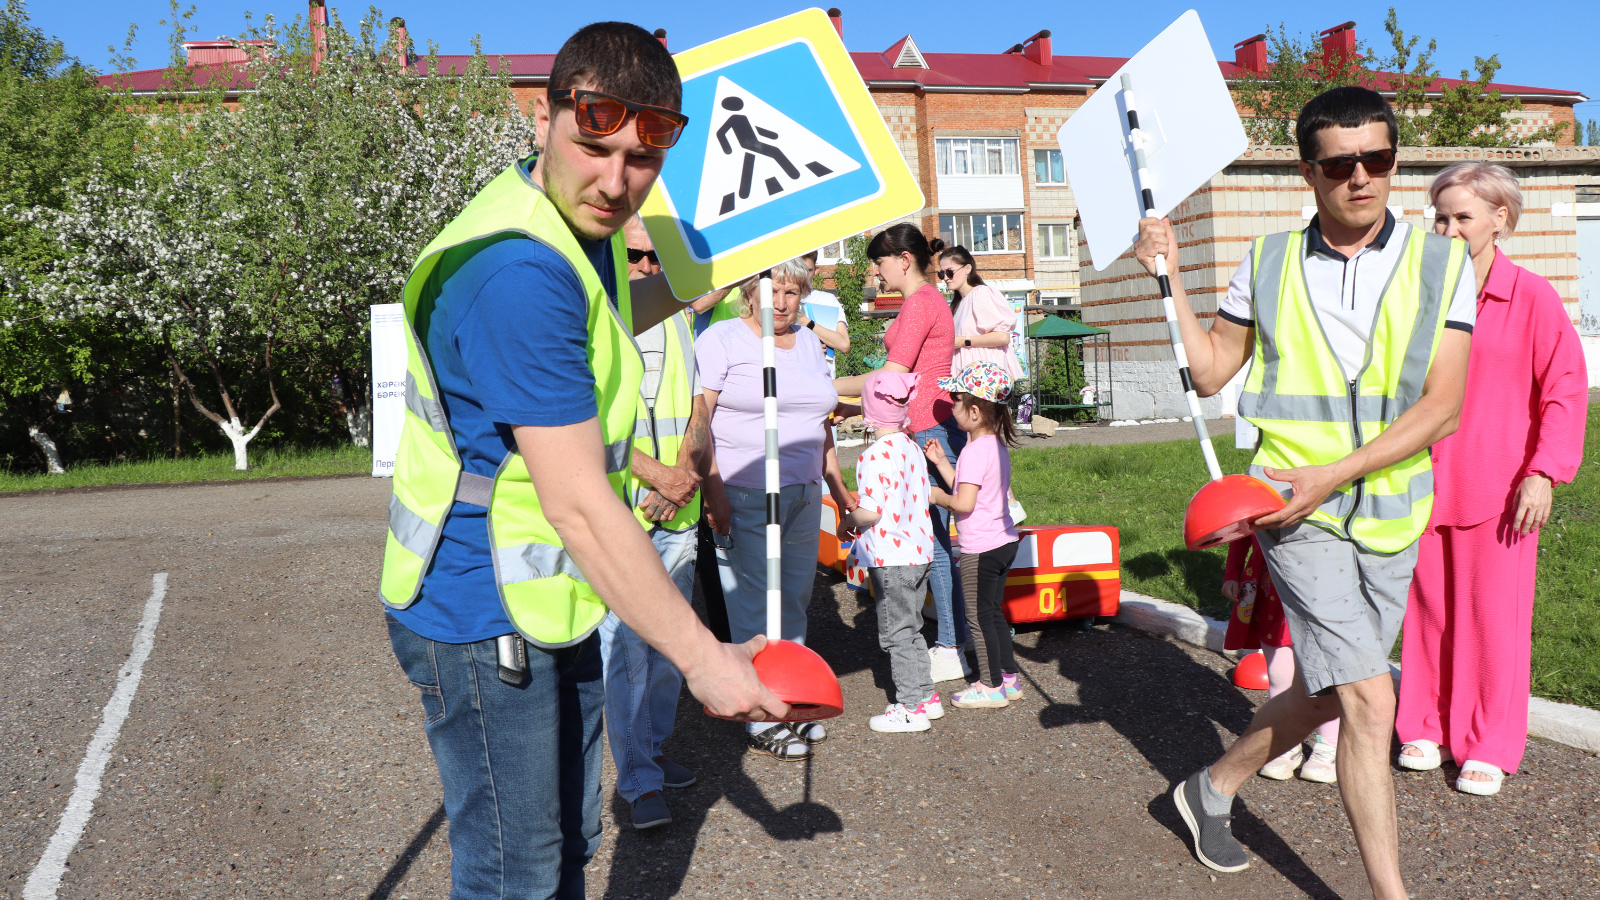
[1137,87,1473,899]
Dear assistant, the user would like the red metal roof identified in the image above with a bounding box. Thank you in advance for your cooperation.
[97,40,1586,102]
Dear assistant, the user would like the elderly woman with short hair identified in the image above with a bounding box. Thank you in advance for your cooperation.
[1395,162,1588,796]
[698,257,853,761]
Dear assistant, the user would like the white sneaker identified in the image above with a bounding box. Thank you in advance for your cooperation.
[1258,743,1304,781]
[1298,734,1337,784]
[915,692,944,720]
[928,646,965,684]
[870,703,931,733]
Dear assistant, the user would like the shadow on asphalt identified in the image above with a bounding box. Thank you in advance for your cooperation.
[1016,625,1341,900]
[365,803,447,900]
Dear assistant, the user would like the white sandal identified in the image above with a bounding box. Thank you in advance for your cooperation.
[1397,739,1450,771]
[1456,760,1505,796]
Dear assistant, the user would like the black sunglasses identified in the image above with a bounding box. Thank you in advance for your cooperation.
[627,248,659,265]
[548,88,688,149]
[939,267,964,280]
[1305,147,1397,181]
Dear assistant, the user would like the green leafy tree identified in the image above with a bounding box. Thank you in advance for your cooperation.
[830,234,882,378]
[0,0,143,473]
[1377,8,1437,146]
[1232,24,1373,146]
[1426,54,1567,146]
[1587,119,1600,147]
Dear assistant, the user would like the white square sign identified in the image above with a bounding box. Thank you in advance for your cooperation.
[1058,10,1247,268]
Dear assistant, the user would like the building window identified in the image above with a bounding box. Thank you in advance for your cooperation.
[1033,149,1065,185]
[935,138,1019,176]
[939,213,1023,254]
[817,240,851,264]
[1036,223,1073,259]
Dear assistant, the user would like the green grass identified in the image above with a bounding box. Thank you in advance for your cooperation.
[1528,407,1600,708]
[0,444,370,493]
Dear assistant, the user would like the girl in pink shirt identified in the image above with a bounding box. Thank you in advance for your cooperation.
[925,362,1022,710]
[1396,163,1589,796]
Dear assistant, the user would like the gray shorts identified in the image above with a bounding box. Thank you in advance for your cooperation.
[1256,523,1418,697]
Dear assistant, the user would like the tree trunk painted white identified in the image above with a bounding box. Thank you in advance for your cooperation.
[345,402,372,448]
[28,426,67,475]
[218,417,258,470]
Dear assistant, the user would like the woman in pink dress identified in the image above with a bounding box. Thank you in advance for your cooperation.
[934,242,1023,384]
[1395,162,1588,796]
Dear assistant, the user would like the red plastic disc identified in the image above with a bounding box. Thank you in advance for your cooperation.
[1232,649,1270,691]
[1184,474,1288,550]
[705,639,844,722]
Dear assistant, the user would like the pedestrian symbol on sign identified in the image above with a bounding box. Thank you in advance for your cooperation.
[694,76,860,229]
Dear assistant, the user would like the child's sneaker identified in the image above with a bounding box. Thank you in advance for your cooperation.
[915,692,944,720]
[870,703,931,733]
[928,646,965,684]
[951,682,1009,709]
[1298,734,1337,784]
[1258,743,1304,781]
[1000,673,1023,700]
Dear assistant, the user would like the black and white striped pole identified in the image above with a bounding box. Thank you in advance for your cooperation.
[1120,72,1284,549]
[758,272,784,640]
[1120,72,1223,483]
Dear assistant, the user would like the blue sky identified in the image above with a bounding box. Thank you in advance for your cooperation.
[32,1,1600,124]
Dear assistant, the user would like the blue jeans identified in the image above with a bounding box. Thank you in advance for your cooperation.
[387,614,603,900]
[715,482,820,645]
[598,526,695,802]
[915,418,968,648]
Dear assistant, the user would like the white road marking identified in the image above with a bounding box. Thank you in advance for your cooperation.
[24,573,168,900]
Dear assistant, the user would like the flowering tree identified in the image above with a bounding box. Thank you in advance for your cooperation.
[23,6,532,469]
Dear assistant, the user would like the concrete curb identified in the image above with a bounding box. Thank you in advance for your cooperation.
[1111,588,1600,755]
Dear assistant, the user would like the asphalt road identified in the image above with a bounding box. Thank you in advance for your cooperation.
[4,476,1599,899]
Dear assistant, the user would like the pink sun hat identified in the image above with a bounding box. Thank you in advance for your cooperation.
[861,371,920,430]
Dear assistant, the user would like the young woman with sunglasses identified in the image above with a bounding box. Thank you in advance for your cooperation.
[934,241,1022,384]
[834,224,970,682]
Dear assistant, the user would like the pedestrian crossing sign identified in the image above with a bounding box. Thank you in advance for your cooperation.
[641,8,923,299]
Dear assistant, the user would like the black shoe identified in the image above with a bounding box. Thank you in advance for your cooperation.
[1173,772,1250,873]
[655,756,697,789]
[746,725,812,761]
[630,791,672,830]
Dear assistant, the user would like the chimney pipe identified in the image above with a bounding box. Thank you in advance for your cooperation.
[653,28,668,50]
[1319,21,1357,72]
[309,0,327,73]
[390,17,409,72]
[1022,29,1051,67]
[827,8,843,39]
[1233,33,1267,74]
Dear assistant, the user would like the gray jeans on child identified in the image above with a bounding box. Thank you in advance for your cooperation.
[867,563,935,707]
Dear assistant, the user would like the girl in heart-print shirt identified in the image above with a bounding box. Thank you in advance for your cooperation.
[839,372,939,733]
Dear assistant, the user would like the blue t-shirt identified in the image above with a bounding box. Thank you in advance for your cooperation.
[392,231,617,643]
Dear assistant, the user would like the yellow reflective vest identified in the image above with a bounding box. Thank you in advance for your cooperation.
[379,159,643,648]
[623,305,701,532]
[1239,225,1468,554]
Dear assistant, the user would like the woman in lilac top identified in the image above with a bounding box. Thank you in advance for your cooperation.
[1395,163,1588,796]
[699,257,853,760]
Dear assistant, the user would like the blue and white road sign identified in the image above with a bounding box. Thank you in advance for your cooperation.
[642,8,923,299]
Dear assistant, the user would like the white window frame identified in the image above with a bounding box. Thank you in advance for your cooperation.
[935,137,1020,177]
[1033,148,1066,185]
[1036,222,1073,260]
[816,240,852,264]
[939,213,1025,255]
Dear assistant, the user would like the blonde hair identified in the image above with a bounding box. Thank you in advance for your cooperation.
[1430,162,1522,239]
[737,257,814,318]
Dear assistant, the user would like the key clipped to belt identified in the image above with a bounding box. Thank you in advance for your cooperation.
[496,634,529,687]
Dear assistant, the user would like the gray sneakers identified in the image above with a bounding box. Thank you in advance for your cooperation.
[1173,772,1250,873]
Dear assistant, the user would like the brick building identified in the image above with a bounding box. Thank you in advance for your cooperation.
[106,4,1591,326]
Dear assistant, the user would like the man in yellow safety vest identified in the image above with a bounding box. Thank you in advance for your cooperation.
[379,23,785,899]
[1135,87,1473,899]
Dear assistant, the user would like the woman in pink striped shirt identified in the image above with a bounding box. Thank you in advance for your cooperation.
[1395,162,1589,796]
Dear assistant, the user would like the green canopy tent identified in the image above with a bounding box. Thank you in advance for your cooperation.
[1026,315,1112,420]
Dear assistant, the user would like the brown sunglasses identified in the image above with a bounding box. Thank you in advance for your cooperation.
[1305,147,1397,181]
[549,88,688,149]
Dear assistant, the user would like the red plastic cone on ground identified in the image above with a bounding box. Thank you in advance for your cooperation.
[1232,649,1270,691]
[706,639,844,722]
[1183,474,1287,550]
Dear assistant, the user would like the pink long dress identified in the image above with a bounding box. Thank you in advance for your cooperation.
[1396,248,1589,774]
